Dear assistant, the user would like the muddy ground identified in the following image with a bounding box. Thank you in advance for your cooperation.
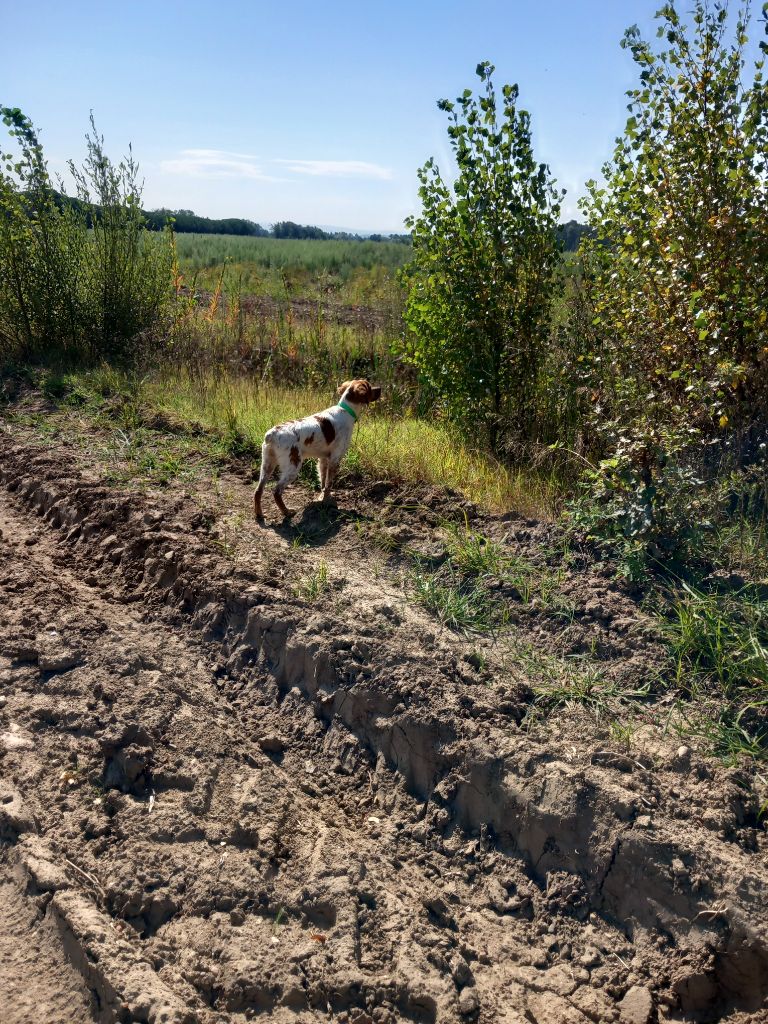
[1,404,767,1024]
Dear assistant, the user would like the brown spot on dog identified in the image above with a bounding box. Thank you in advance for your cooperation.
[289,445,301,467]
[304,433,316,446]
[314,416,336,444]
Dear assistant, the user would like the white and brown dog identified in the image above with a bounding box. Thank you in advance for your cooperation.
[254,379,381,520]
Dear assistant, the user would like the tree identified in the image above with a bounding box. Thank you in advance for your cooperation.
[569,1,768,575]
[579,0,768,437]
[400,62,563,453]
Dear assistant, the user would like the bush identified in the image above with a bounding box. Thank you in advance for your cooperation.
[0,107,174,364]
[577,1,768,438]
[566,426,712,580]
[400,63,563,454]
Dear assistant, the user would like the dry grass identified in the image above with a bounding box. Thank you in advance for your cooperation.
[144,372,559,517]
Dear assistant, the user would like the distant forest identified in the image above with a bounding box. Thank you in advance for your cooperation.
[143,209,413,244]
[144,208,591,251]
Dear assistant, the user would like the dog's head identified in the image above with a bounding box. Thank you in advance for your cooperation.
[336,379,382,404]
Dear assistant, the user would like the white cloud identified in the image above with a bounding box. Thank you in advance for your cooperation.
[160,149,277,180]
[160,150,394,186]
[274,159,393,180]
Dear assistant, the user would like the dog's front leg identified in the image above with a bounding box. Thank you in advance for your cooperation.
[317,457,329,497]
[322,456,342,502]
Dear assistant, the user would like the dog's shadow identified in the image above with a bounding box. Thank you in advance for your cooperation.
[266,497,356,547]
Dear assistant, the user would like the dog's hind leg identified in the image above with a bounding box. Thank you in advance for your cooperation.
[274,464,300,519]
[254,443,277,520]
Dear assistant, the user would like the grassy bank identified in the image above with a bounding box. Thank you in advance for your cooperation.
[20,364,560,517]
[144,372,560,516]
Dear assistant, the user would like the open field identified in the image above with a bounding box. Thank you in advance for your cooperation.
[174,234,409,306]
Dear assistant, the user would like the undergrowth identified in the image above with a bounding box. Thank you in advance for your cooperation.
[663,585,768,763]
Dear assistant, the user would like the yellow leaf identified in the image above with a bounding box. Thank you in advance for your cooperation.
[719,415,729,428]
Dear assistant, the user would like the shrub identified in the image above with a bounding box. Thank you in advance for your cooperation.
[400,63,563,454]
[0,107,174,364]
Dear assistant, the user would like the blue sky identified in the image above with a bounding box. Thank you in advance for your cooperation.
[1,1,689,231]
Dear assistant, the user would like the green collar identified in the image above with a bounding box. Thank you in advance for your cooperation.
[338,398,358,422]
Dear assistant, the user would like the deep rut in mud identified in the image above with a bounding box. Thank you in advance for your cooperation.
[0,431,767,1024]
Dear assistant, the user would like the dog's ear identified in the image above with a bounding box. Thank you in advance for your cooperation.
[336,380,353,398]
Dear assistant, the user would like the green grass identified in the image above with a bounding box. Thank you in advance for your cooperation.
[144,373,560,516]
[445,519,508,576]
[663,584,768,762]
[294,560,331,601]
[173,233,408,305]
[20,363,560,516]
[410,560,504,634]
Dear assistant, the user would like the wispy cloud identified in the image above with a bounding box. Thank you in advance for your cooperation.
[161,150,394,184]
[275,159,393,180]
[160,149,277,180]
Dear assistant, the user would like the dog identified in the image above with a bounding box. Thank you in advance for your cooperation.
[254,379,381,520]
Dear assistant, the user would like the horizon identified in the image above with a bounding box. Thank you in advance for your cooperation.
[4,0,762,233]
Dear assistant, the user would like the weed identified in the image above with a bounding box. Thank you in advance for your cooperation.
[661,584,768,762]
[294,560,331,601]
[446,519,506,577]
[410,560,504,634]
[502,555,538,603]
[609,719,637,749]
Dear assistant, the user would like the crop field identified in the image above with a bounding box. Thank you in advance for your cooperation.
[174,233,410,304]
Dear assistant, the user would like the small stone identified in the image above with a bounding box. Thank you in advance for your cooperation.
[451,955,473,988]
[458,988,479,1018]
[619,985,653,1024]
[672,745,691,770]
[579,947,602,969]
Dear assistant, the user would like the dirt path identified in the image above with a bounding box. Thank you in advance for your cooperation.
[0,422,767,1023]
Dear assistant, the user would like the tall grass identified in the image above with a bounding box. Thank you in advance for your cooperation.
[143,372,559,516]
[174,233,408,307]
[166,303,406,396]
